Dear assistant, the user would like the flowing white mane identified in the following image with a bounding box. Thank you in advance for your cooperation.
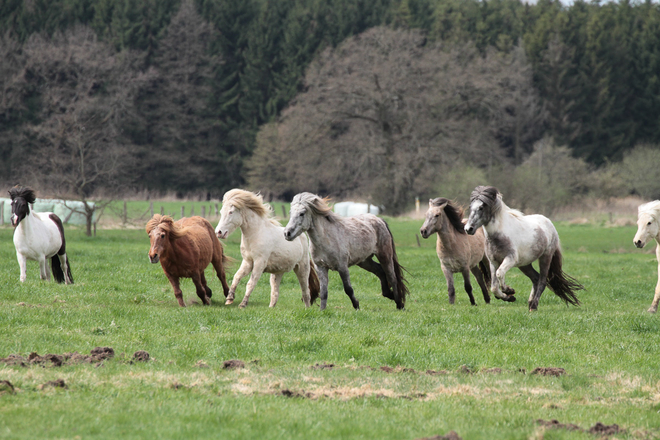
[639,200,660,218]
[223,189,280,226]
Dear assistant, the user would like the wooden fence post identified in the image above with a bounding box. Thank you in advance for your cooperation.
[160,206,164,215]
[123,201,127,225]
[0,201,4,225]
[181,206,185,218]
[281,205,287,218]
[150,201,154,218]
[202,206,206,218]
[191,206,195,216]
[215,203,219,215]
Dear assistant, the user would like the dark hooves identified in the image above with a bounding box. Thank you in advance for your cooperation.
[504,295,516,302]
[502,287,515,295]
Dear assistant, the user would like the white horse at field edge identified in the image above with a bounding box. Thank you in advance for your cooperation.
[633,200,660,313]
[215,189,319,308]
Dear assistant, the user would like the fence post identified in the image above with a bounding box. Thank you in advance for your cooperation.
[93,222,97,237]
[0,201,4,225]
[416,233,421,248]
[150,201,154,218]
[191,206,195,216]
[281,205,287,218]
[181,206,185,218]
[160,206,164,215]
[123,201,127,226]
[215,203,219,215]
[201,206,206,218]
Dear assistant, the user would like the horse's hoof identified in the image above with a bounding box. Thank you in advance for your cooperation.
[648,307,657,314]
[239,303,247,309]
[504,295,516,302]
[225,299,234,305]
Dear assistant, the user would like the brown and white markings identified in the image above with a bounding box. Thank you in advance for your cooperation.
[420,197,491,305]
[464,186,583,311]
[283,192,408,311]
[147,214,230,307]
[633,200,660,313]
[9,186,73,284]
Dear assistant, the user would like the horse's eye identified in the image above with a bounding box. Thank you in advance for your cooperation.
[299,212,304,217]
[160,233,165,238]
[649,221,652,226]
[434,214,439,218]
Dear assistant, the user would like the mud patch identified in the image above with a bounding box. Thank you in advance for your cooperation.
[311,363,335,370]
[482,368,502,374]
[416,432,463,440]
[1,347,115,367]
[278,388,314,399]
[531,367,566,377]
[588,423,622,436]
[194,360,209,369]
[39,379,67,390]
[223,359,245,370]
[458,365,474,374]
[537,419,581,431]
[0,380,15,395]
[537,419,624,437]
[426,369,449,376]
[132,351,150,363]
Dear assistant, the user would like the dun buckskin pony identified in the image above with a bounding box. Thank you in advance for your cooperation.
[420,197,491,305]
[215,189,319,308]
[147,214,230,307]
[283,192,408,310]
[464,186,583,311]
[633,200,660,313]
[9,186,73,284]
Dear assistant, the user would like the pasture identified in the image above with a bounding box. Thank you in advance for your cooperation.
[0,216,659,439]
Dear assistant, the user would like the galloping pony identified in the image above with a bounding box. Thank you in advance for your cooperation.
[283,192,408,311]
[9,186,73,284]
[214,189,319,308]
[464,186,583,311]
[633,200,660,313]
[420,197,491,305]
[147,214,230,307]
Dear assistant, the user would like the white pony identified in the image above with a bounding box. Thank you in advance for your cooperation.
[633,200,660,313]
[215,189,319,308]
[9,186,73,284]
[464,186,582,311]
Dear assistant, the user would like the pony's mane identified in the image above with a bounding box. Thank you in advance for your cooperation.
[146,214,187,240]
[430,197,466,234]
[639,200,660,218]
[223,189,280,226]
[293,192,338,222]
[470,186,524,217]
[8,186,36,204]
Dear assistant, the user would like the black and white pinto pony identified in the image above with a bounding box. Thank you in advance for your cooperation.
[283,192,408,311]
[633,200,660,313]
[464,186,582,311]
[9,186,73,284]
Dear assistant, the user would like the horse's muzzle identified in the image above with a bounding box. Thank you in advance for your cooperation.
[149,254,160,264]
[634,240,644,249]
[216,230,228,240]
[465,225,476,235]
[420,229,429,239]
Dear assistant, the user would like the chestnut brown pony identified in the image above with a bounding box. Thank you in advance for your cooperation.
[147,214,230,307]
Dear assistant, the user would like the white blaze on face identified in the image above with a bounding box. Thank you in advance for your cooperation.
[634,212,658,248]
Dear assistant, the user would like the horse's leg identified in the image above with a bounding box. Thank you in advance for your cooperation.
[16,252,27,282]
[357,257,393,300]
[460,267,477,306]
[527,256,550,311]
[200,271,212,303]
[268,273,284,308]
[212,251,230,297]
[489,260,515,302]
[441,265,457,305]
[38,256,50,281]
[518,264,540,305]
[226,259,253,305]
[650,244,660,313]
[192,272,211,306]
[317,266,330,311]
[378,256,404,310]
[337,266,360,310]
[166,274,185,307]
[59,254,73,285]
[471,265,490,304]
[239,261,266,309]
[293,263,312,307]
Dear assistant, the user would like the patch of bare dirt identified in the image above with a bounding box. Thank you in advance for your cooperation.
[39,379,67,390]
[531,367,566,377]
[482,368,502,374]
[458,365,474,374]
[132,351,150,362]
[0,347,115,367]
[537,419,582,431]
[426,369,449,376]
[278,388,314,398]
[194,360,209,369]
[0,380,15,395]
[311,363,335,370]
[416,432,463,440]
[588,423,622,436]
[222,359,245,370]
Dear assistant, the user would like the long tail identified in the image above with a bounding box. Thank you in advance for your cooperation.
[479,259,491,287]
[547,249,583,306]
[384,222,409,307]
[51,255,72,284]
[308,260,320,305]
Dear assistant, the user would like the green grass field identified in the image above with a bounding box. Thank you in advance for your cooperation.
[1,218,659,439]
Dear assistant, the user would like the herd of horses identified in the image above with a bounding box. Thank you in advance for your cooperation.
[7,185,660,313]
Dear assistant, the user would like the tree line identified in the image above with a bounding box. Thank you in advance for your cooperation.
[1,0,659,211]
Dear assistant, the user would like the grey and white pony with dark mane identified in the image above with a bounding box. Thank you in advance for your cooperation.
[464,186,583,311]
[283,192,408,310]
[633,200,660,313]
[420,197,492,305]
[9,186,73,284]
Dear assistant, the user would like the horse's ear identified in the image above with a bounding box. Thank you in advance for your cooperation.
[438,201,448,210]
[429,199,433,206]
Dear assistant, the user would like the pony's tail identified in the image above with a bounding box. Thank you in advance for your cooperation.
[547,249,583,306]
[384,222,409,307]
[51,255,73,284]
[308,260,320,305]
[479,259,491,287]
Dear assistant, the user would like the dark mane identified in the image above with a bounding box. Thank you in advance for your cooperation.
[430,197,466,234]
[470,186,501,213]
[8,186,36,204]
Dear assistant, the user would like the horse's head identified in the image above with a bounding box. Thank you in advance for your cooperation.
[215,202,242,240]
[634,201,660,248]
[146,215,175,264]
[284,193,317,241]
[8,186,36,227]
[465,186,499,235]
[420,199,447,239]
